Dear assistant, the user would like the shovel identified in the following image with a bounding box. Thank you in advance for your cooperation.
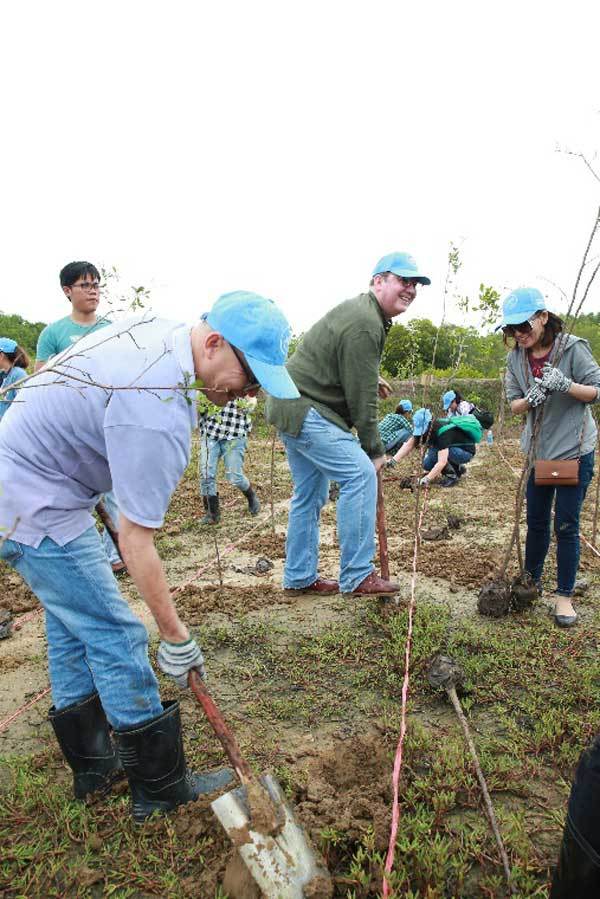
[376,470,390,580]
[188,670,332,898]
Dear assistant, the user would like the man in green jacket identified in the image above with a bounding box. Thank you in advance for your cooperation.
[266,252,431,596]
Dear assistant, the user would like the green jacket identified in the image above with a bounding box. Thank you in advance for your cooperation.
[265,291,390,458]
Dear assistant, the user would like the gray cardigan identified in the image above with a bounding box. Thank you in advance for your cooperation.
[505,334,600,460]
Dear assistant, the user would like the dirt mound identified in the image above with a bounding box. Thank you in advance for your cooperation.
[0,564,39,616]
[291,731,392,856]
[239,530,286,559]
[395,541,502,587]
[176,583,294,622]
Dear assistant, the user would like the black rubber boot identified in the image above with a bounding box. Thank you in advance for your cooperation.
[551,734,600,897]
[115,700,234,824]
[201,494,220,525]
[242,485,260,516]
[48,692,124,800]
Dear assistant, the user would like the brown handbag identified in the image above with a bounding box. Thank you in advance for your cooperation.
[534,459,579,486]
[524,342,583,488]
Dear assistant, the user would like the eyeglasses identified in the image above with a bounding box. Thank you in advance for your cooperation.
[502,316,538,337]
[73,281,101,292]
[230,344,260,394]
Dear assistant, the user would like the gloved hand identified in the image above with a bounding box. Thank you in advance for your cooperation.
[525,383,548,408]
[419,476,431,487]
[385,457,397,469]
[535,363,572,394]
[157,638,206,688]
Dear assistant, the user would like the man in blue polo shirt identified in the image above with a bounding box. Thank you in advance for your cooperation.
[0,291,299,823]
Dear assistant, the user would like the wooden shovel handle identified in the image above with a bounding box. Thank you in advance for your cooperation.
[188,669,254,784]
[376,471,390,580]
[95,500,121,555]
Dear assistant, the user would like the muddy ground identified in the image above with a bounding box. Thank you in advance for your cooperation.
[1,432,599,897]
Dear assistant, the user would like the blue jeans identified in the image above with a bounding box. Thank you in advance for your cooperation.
[525,451,595,596]
[0,526,163,729]
[199,436,250,495]
[423,445,475,471]
[383,428,412,454]
[100,489,121,565]
[281,408,377,592]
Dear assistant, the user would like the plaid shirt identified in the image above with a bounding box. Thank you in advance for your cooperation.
[199,400,253,441]
[378,412,412,445]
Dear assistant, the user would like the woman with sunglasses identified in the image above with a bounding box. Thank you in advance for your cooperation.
[500,287,600,627]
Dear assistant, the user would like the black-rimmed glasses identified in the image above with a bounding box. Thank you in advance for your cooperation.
[73,281,101,292]
[230,345,260,394]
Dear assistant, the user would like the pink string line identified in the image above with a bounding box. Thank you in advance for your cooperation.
[580,533,600,558]
[383,490,429,897]
[13,608,43,630]
[0,687,51,734]
[492,442,520,476]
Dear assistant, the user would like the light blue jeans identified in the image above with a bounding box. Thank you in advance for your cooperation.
[0,526,163,730]
[281,408,377,592]
[199,436,250,495]
[100,489,121,565]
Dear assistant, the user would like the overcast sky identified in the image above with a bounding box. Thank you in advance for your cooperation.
[1,0,599,335]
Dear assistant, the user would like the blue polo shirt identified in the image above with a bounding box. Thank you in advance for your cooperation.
[0,316,197,547]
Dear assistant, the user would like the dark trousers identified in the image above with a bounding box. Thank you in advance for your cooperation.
[524,451,594,595]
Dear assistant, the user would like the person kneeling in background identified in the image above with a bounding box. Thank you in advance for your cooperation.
[378,399,413,454]
[391,407,479,487]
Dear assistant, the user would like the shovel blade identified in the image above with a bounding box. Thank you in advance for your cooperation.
[211,773,331,898]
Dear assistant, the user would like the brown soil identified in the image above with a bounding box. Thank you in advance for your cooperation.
[292,730,394,856]
[0,566,39,616]
[1,435,599,897]
[176,584,296,623]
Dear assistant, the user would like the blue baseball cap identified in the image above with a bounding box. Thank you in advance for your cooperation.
[442,390,456,411]
[372,252,431,286]
[0,337,17,354]
[204,291,300,399]
[413,408,433,437]
[398,399,413,413]
[495,287,547,331]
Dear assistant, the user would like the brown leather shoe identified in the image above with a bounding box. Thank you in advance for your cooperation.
[350,572,400,596]
[284,578,339,595]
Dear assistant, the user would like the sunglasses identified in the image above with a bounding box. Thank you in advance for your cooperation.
[502,315,538,337]
[230,344,261,394]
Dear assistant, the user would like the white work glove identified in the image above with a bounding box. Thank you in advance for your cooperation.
[419,476,431,487]
[535,363,572,394]
[157,638,206,688]
[525,383,548,408]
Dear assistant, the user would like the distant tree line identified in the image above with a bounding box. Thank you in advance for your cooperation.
[3,307,600,380]
[0,312,46,364]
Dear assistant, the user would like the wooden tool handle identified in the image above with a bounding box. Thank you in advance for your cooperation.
[188,669,254,784]
[95,500,121,554]
[376,471,390,580]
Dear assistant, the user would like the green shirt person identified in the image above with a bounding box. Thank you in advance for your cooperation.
[35,261,110,371]
[35,262,123,570]
[266,251,431,598]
